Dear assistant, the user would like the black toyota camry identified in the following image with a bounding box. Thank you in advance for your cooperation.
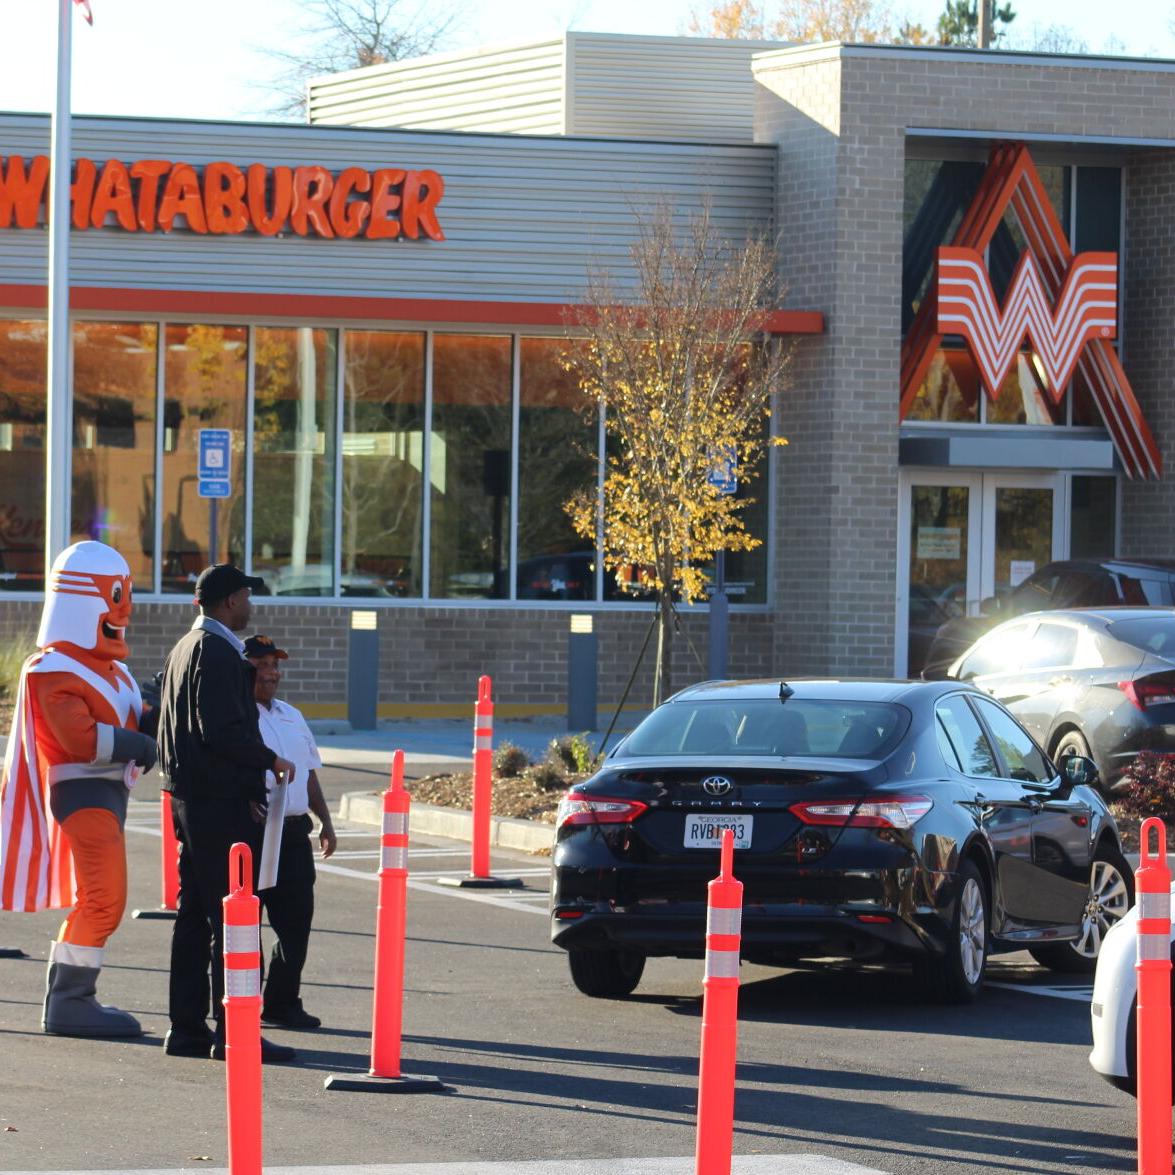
[551,679,1132,1003]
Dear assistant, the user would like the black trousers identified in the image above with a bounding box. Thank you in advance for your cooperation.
[168,795,261,1033]
[259,814,316,1012]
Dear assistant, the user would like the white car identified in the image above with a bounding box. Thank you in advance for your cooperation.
[1089,879,1175,1096]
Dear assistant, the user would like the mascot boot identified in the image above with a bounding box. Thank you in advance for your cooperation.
[43,942,141,1037]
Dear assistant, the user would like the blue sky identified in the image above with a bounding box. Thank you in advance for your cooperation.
[0,0,1172,123]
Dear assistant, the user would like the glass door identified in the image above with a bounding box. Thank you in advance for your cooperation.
[899,472,981,678]
[897,471,1064,677]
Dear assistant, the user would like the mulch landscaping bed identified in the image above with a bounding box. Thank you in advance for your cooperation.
[405,768,584,824]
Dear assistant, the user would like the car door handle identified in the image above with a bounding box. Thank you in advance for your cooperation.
[1048,675,1073,687]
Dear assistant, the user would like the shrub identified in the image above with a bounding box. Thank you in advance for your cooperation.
[546,733,599,775]
[529,759,568,792]
[0,633,33,700]
[493,741,531,778]
[1115,751,1175,826]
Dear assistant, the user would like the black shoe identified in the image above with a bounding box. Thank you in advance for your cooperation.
[164,1027,215,1057]
[210,1034,297,1064]
[261,1004,321,1030]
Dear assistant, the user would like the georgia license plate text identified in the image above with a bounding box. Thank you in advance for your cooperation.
[684,815,752,850]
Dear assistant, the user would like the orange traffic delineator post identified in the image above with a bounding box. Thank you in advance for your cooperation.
[1135,816,1171,1175]
[695,828,743,1175]
[132,791,179,920]
[325,750,444,1094]
[438,675,522,890]
[223,842,262,1175]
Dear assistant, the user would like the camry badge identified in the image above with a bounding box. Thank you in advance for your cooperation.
[701,775,733,796]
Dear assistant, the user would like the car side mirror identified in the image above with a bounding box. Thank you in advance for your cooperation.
[1060,754,1099,789]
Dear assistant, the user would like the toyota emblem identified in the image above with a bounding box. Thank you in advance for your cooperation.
[701,775,733,796]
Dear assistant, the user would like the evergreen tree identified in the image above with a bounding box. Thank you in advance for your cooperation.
[937,0,1016,46]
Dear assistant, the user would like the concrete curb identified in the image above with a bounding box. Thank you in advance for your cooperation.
[339,790,555,855]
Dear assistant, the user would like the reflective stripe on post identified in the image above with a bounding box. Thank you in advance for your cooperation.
[695,828,744,1175]
[471,675,494,879]
[1135,816,1171,1175]
[222,842,262,1175]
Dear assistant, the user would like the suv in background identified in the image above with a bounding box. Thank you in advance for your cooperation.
[921,557,1175,679]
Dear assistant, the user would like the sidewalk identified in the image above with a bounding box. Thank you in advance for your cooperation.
[309,711,647,772]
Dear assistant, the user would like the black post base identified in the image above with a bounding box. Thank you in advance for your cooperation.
[436,875,525,889]
[324,1071,445,1094]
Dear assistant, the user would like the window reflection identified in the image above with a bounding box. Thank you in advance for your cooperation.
[0,320,46,591]
[161,324,247,592]
[518,338,597,600]
[71,322,158,584]
[342,331,424,597]
[253,327,338,597]
[430,334,512,600]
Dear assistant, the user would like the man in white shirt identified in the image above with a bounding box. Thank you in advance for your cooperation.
[244,634,337,1030]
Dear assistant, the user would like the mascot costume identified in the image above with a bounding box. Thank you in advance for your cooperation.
[0,541,156,1037]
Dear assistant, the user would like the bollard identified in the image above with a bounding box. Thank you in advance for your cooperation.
[223,842,262,1175]
[695,828,743,1175]
[132,792,180,919]
[439,676,521,890]
[1136,816,1171,1175]
[325,751,443,1094]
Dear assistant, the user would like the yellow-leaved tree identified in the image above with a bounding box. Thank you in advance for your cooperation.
[563,205,794,706]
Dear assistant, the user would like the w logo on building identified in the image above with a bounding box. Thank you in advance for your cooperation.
[899,142,1160,480]
[937,247,1119,400]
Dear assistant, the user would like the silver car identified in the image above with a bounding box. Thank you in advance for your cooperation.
[946,607,1175,791]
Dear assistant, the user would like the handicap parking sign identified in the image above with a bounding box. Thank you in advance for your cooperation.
[198,429,232,498]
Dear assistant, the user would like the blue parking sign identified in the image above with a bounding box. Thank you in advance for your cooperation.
[198,429,232,498]
[706,446,738,496]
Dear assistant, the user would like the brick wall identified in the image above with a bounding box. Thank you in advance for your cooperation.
[0,598,777,714]
[1121,148,1175,555]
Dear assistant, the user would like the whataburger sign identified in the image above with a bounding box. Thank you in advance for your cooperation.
[900,142,1160,480]
[0,154,445,241]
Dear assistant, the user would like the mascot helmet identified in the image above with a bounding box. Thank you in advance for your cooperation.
[36,541,133,660]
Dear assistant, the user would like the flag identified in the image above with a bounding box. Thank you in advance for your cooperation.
[74,0,93,24]
[0,657,75,912]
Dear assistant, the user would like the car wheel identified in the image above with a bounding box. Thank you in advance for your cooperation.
[1053,728,1092,763]
[1029,846,1134,973]
[567,947,646,998]
[916,861,988,1004]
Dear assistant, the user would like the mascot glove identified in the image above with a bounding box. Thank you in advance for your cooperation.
[112,728,158,772]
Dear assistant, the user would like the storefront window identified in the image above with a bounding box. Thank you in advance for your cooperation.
[252,328,338,597]
[71,322,158,585]
[985,353,1062,425]
[905,350,980,423]
[517,338,598,600]
[341,330,425,598]
[0,320,46,591]
[430,334,513,600]
[161,324,247,592]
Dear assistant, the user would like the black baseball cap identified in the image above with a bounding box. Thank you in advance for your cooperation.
[194,563,265,605]
[243,634,289,661]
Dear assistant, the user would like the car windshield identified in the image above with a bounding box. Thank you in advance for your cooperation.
[1107,616,1175,659]
[620,699,911,759]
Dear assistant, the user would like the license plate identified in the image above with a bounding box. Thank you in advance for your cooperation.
[684,815,752,850]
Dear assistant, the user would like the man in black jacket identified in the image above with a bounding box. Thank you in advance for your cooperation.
[157,564,297,1062]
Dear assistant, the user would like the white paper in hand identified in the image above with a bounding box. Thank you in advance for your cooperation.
[258,776,288,891]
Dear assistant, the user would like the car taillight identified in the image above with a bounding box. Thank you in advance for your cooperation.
[789,796,933,829]
[556,793,648,829]
[1118,677,1175,710]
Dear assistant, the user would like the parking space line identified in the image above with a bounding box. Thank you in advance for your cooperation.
[0,1156,888,1174]
[986,981,1093,1002]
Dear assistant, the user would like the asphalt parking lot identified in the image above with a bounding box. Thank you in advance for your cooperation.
[0,786,1140,1175]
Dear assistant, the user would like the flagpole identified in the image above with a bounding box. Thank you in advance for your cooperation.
[45,0,74,581]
